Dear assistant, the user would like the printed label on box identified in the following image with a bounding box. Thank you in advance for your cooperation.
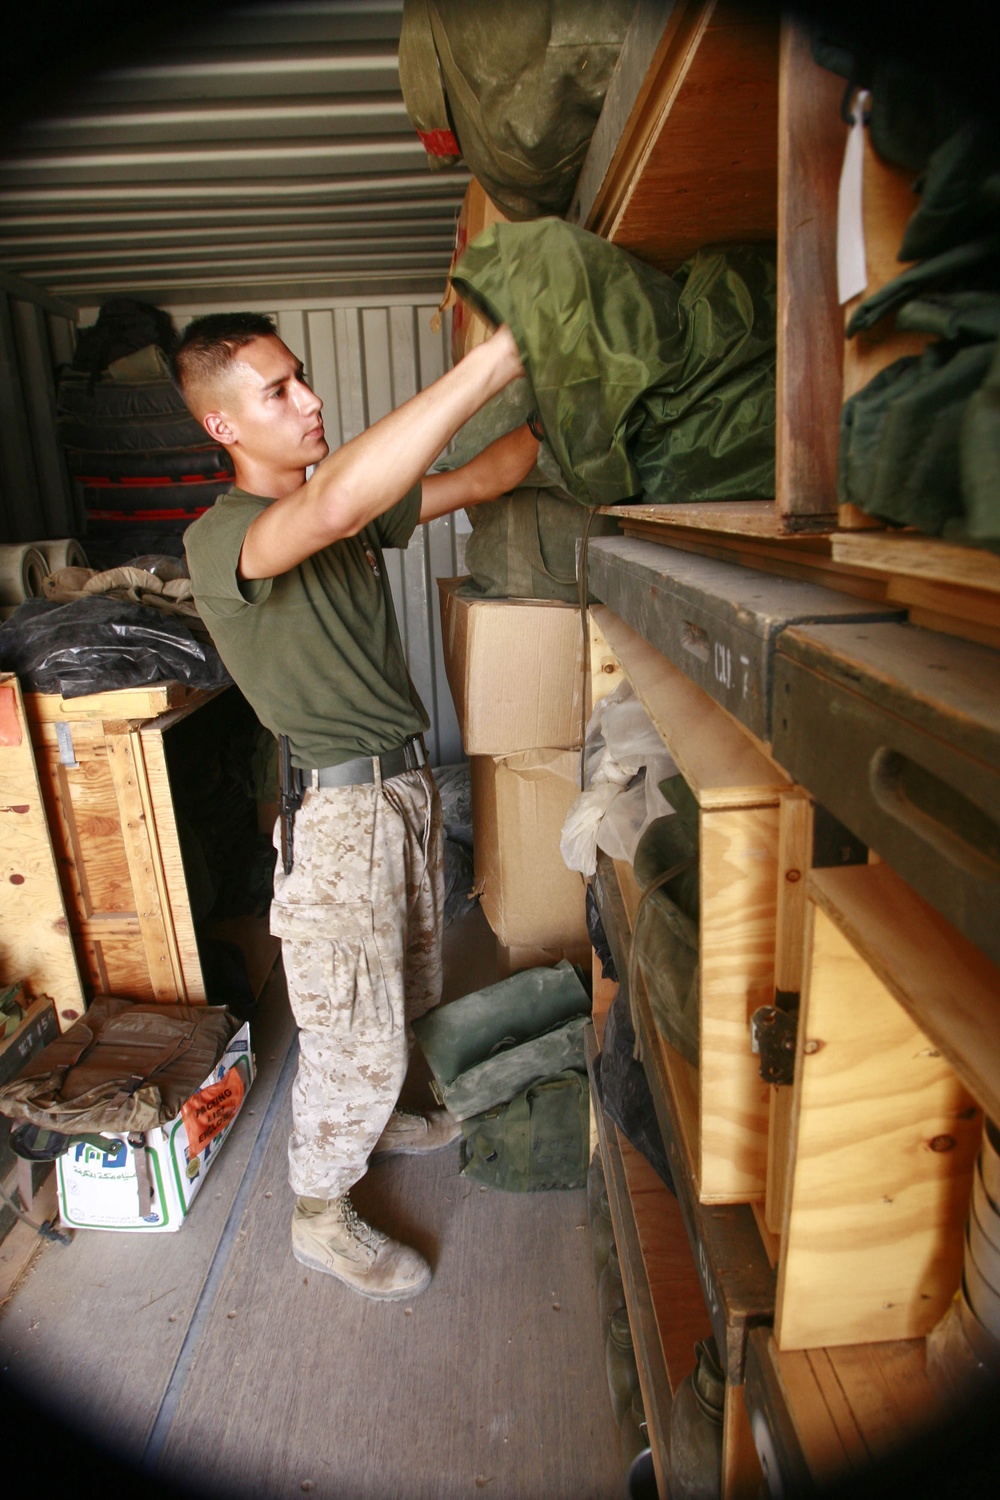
[60,1136,173,1228]
[181,1063,245,1156]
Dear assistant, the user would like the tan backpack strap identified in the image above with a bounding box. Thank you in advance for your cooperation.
[128,1133,155,1219]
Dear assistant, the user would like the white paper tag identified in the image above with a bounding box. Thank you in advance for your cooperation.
[837,89,869,305]
[55,720,79,769]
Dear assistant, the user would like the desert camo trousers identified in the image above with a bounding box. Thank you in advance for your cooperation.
[269,765,443,1200]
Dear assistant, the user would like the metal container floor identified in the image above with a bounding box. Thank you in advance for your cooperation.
[0,906,626,1500]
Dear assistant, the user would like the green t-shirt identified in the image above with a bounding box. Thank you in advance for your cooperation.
[184,485,429,768]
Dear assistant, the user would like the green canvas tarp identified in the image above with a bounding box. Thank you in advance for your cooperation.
[451,219,777,509]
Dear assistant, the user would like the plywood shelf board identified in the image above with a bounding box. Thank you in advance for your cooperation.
[592,856,776,1383]
[776,898,979,1351]
[607,502,828,540]
[591,605,791,806]
[808,863,1000,1123]
[569,0,678,229]
[586,1029,673,1497]
[832,532,1000,596]
[592,0,780,273]
[758,1331,939,1489]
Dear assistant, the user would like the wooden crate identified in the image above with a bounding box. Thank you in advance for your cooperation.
[0,673,85,1028]
[23,683,277,1005]
[591,604,790,1202]
[585,535,903,741]
[774,865,988,1350]
[772,619,1000,970]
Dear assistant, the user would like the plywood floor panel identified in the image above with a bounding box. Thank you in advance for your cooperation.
[158,1088,621,1500]
[1,908,624,1500]
[0,963,294,1464]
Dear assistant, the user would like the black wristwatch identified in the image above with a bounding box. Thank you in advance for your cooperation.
[526,409,544,442]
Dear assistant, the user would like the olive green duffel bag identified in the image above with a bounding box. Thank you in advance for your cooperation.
[412,960,590,1120]
[398,0,633,220]
[459,1069,590,1192]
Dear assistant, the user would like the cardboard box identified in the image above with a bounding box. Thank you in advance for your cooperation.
[472,750,588,950]
[57,1021,253,1233]
[495,940,593,980]
[438,577,584,755]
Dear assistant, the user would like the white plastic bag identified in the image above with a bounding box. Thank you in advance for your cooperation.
[560,681,679,876]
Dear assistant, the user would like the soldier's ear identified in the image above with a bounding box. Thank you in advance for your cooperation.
[204,411,236,447]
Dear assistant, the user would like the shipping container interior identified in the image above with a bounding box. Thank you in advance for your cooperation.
[2,2,1000,1498]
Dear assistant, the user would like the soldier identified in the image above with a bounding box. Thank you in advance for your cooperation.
[176,314,536,1299]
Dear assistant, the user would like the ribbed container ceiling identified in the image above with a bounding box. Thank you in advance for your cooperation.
[0,0,469,307]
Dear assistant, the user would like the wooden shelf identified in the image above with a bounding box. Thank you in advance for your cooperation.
[808,863,1000,1129]
[744,1328,940,1496]
[831,533,1000,596]
[586,1027,709,1498]
[592,853,776,1382]
[607,502,822,541]
[591,603,790,808]
[574,0,779,274]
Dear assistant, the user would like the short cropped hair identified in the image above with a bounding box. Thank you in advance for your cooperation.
[172,311,278,414]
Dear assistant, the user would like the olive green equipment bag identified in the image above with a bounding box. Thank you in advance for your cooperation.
[463,486,621,604]
[411,960,590,1121]
[451,221,777,509]
[459,1069,590,1192]
[840,288,1000,540]
[630,774,701,1068]
[398,0,633,220]
[436,380,620,603]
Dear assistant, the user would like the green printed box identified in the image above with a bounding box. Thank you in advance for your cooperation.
[57,1021,253,1232]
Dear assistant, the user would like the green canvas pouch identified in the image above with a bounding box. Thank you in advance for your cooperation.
[412,960,590,1120]
[459,1069,590,1191]
[630,775,701,1067]
[838,340,997,535]
[462,486,620,603]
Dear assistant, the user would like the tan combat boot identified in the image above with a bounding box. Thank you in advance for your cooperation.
[370,1106,461,1159]
[291,1195,432,1300]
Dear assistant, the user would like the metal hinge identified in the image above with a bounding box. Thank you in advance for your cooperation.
[751,990,800,1086]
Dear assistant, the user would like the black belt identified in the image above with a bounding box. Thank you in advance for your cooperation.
[312,736,427,788]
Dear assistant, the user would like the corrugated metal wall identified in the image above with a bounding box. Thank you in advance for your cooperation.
[74,290,468,765]
[0,270,79,543]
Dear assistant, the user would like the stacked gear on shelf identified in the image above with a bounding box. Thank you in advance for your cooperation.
[815,37,1000,541]
[56,299,233,566]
